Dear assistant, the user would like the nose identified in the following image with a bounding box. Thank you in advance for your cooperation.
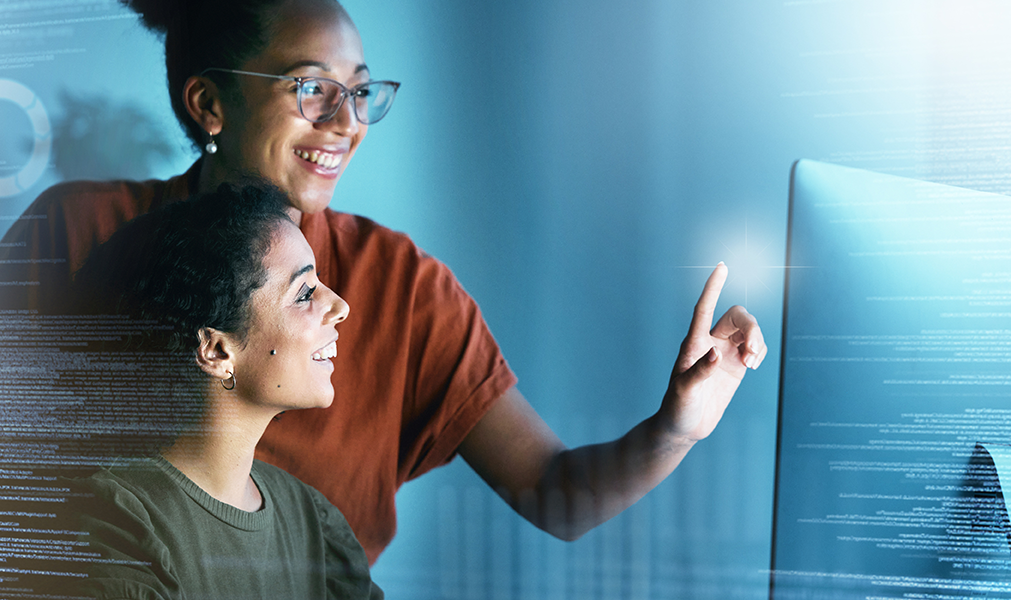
[318,95,360,137]
[323,285,350,325]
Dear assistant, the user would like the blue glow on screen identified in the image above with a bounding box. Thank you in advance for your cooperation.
[773,160,1011,598]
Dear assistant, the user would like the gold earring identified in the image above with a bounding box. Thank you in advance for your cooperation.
[221,370,235,390]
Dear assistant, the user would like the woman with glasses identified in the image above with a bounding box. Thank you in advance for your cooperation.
[43,181,382,598]
[0,0,766,566]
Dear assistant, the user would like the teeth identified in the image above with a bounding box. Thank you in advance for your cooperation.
[294,149,342,170]
[312,341,338,361]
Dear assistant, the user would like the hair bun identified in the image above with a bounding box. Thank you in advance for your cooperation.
[120,0,187,34]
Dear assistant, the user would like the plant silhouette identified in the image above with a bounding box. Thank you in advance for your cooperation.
[51,89,175,182]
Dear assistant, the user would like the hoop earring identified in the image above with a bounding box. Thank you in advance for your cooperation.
[221,370,235,390]
[205,132,218,155]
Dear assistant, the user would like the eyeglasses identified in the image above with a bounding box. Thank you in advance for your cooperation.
[201,68,400,125]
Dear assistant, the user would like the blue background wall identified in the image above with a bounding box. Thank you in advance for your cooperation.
[3,1,1010,597]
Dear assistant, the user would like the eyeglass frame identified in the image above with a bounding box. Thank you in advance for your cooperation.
[199,67,401,125]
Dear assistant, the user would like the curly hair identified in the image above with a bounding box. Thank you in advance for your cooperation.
[66,180,293,455]
[74,179,293,352]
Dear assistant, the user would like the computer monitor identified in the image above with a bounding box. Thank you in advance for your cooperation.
[770,160,1011,599]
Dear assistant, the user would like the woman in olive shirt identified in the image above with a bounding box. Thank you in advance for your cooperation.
[55,181,381,599]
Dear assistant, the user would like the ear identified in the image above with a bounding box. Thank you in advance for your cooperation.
[182,76,226,137]
[195,327,239,380]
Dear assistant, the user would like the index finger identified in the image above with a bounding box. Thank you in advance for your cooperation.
[688,262,728,339]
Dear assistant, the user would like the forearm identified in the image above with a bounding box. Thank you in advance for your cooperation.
[517,412,696,541]
[462,266,765,541]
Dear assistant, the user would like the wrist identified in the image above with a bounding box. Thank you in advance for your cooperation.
[646,410,700,453]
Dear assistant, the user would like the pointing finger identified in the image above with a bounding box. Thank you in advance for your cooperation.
[688,262,728,340]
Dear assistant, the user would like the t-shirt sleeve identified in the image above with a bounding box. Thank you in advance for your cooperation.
[61,476,181,600]
[310,490,384,600]
[0,175,174,313]
[0,184,72,311]
[398,250,518,480]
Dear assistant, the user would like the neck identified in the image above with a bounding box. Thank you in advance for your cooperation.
[161,391,278,512]
[196,156,303,226]
[195,153,228,195]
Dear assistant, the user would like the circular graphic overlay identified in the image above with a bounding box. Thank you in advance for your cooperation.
[0,79,51,197]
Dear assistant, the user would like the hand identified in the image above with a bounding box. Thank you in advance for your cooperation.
[660,262,767,443]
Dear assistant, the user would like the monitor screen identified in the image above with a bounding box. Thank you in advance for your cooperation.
[770,160,1011,599]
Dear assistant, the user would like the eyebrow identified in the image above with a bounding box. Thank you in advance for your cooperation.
[280,60,370,76]
[289,264,315,287]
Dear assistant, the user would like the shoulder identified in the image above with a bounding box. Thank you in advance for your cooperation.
[252,459,381,598]
[68,463,181,542]
[321,209,431,259]
[73,466,155,521]
[1,178,153,250]
[54,468,179,599]
[4,174,177,258]
[17,162,195,226]
[25,177,167,217]
[0,168,195,280]
[320,209,463,291]
[250,460,355,542]
[251,459,341,513]
[251,459,325,512]
[250,458,307,491]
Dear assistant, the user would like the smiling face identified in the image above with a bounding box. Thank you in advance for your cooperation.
[229,220,349,411]
[212,0,370,215]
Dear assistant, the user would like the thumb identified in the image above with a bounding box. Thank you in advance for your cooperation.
[672,346,721,395]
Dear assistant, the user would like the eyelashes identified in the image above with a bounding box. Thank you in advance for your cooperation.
[297,284,317,303]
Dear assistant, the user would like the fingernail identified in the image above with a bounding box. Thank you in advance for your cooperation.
[746,355,757,370]
[717,261,725,266]
[708,347,719,362]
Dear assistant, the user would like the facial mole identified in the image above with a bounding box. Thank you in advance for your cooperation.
[270,349,277,355]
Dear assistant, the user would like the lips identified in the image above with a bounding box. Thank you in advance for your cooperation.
[312,339,338,362]
[293,148,344,171]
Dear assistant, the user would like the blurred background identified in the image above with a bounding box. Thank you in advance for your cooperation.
[2,0,1011,597]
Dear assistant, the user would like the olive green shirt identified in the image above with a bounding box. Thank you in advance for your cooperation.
[54,457,383,599]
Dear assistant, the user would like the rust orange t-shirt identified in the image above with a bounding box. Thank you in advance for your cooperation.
[0,162,517,564]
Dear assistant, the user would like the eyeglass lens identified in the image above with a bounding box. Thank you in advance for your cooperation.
[298,79,398,124]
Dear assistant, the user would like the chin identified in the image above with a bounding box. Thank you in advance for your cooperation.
[312,384,336,409]
[311,394,335,410]
[291,175,341,210]
[292,191,336,215]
